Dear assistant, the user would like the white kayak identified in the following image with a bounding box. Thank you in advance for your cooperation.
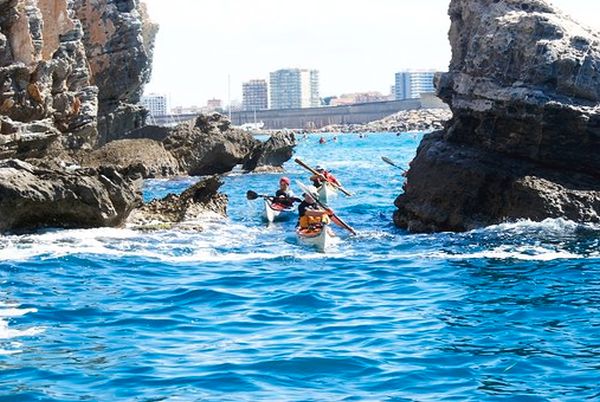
[264,199,295,223]
[296,225,335,252]
[317,183,338,204]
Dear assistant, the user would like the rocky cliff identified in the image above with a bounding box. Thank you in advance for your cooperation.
[0,0,156,159]
[394,0,600,232]
[0,0,155,232]
[72,0,158,145]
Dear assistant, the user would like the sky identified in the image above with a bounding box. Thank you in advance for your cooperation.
[142,0,600,108]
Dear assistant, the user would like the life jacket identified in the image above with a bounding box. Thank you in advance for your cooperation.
[299,213,330,229]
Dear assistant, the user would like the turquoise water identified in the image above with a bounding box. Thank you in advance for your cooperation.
[0,132,599,401]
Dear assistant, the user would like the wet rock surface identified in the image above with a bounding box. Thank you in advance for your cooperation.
[394,0,600,232]
[127,175,228,231]
[0,159,141,233]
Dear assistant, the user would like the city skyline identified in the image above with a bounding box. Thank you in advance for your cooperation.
[143,0,600,107]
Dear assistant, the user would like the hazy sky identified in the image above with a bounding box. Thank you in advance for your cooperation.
[143,0,600,108]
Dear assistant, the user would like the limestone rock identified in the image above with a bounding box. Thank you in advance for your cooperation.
[394,0,600,232]
[78,138,182,178]
[0,159,141,233]
[71,0,158,145]
[163,113,259,176]
[242,131,296,171]
[127,175,228,230]
[0,0,98,155]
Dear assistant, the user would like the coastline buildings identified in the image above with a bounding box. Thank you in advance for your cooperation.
[141,93,168,117]
[394,70,437,100]
[330,91,391,106]
[242,79,268,111]
[269,68,320,109]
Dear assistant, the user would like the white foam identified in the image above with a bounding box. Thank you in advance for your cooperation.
[431,246,583,261]
[0,303,43,356]
[476,218,600,236]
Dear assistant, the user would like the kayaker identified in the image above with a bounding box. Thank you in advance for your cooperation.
[298,190,332,230]
[310,166,341,188]
[274,177,297,207]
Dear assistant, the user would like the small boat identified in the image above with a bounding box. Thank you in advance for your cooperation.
[264,199,295,223]
[296,225,334,252]
[317,183,338,204]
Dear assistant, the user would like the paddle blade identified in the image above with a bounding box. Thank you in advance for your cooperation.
[381,156,407,173]
[246,190,260,200]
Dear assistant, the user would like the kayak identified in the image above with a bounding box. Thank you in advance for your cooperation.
[296,225,334,252]
[317,183,338,204]
[264,199,295,223]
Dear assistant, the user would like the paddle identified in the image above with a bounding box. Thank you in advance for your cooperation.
[381,156,408,174]
[296,181,357,235]
[246,190,301,204]
[246,190,273,201]
[294,158,353,197]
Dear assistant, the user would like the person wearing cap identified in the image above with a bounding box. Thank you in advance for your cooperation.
[297,189,331,230]
[310,166,341,189]
[273,176,296,207]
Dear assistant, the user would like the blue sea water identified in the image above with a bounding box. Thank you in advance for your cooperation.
[0,132,599,401]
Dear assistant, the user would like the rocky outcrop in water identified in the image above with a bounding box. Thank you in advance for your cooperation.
[0,0,157,232]
[0,159,141,233]
[164,114,257,176]
[127,175,227,231]
[394,0,600,232]
[79,138,182,178]
[242,131,296,172]
[76,113,297,178]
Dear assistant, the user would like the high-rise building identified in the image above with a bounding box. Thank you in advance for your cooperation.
[141,93,168,117]
[269,68,320,109]
[394,71,437,100]
[242,79,268,111]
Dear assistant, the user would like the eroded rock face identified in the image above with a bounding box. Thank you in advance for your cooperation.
[0,159,141,233]
[0,0,98,156]
[242,131,296,172]
[78,138,182,178]
[72,0,158,145]
[162,113,296,176]
[394,0,600,232]
[127,175,228,230]
[0,0,157,157]
[164,114,258,176]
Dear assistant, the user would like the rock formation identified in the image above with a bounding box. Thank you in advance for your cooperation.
[394,0,600,232]
[164,114,258,176]
[0,0,99,156]
[0,0,156,155]
[79,138,181,178]
[127,175,227,230]
[0,0,156,232]
[72,0,158,145]
[0,159,141,233]
[242,131,296,172]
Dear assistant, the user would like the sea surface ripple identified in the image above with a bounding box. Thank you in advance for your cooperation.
[0,132,598,401]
